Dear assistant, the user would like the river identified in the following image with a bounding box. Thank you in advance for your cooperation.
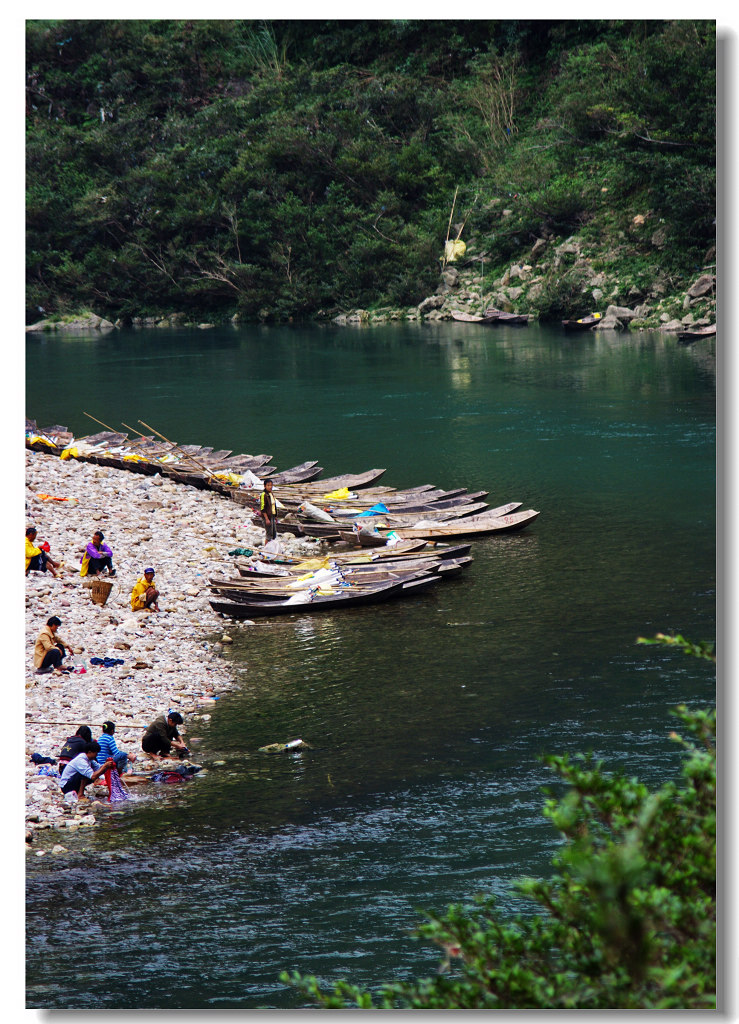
[25,322,716,1009]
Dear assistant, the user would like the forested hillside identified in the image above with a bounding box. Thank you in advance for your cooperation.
[26,20,716,324]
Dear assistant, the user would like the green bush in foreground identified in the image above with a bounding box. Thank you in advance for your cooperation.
[284,635,715,1009]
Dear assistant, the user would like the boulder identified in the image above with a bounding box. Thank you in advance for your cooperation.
[26,312,115,333]
[440,268,460,291]
[596,314,625,330]
[417,295,445,315]
[686,274,715,299]
[660,319,684,332]
[605,304,638,322]
[530,238,547,259]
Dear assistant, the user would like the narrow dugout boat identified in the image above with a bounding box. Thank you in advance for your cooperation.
[373,508,540,539]
[677,324,716,342]
[238,542,472,577]
[336,502,523,544]
[209,574,441,618]
[209,567,437,600]
[483,307,530,325]
[452,309,528,326]
[238,540,468,574]
[561,312,602,331]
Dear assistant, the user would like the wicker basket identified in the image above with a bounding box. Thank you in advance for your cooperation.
[90,578,113,606]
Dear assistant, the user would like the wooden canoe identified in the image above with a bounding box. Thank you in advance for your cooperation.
[677,324,716,342]
[209,575,441,618]
[266,462,324,485]
[451,311,485,323]
[211,563,437,594]
[562,313,602,331]
[334,502,522,544]
[452,310,528,325]
[335,502,491,526]
[298,469,388,491]
[246,539,432,568]
[375,508,540,539]
[483,308,530,325]
[239,540,436,575]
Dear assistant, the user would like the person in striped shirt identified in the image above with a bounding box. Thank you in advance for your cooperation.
[96,720,137,774]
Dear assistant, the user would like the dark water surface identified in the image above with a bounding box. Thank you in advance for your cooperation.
[25,323,716,1008]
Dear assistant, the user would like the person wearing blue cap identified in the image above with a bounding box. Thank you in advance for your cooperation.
[130,567,160,612]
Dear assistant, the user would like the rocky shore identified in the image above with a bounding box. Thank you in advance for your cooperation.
[24,236,716,336]
[24,448,319,852]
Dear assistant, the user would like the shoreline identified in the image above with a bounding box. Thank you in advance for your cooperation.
[24,448,319,850]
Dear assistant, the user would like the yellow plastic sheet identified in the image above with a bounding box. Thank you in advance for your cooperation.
[60,447,79,460]
[322,487,351,501]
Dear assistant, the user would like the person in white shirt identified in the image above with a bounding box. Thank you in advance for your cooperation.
[59,742,115,798]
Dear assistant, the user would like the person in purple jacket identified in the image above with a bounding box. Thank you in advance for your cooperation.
[80,530,116,577]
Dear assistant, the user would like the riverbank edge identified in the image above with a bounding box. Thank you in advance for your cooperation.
[24,448,320,853]
[24,244,717,335]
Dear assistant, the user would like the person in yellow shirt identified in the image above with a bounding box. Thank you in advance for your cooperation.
[34,615,74,673]
[131,567,160,612]
[259,479,278,543]
[25,526,60,578]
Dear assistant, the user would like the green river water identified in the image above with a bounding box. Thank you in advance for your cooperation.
[25,322,716,1009]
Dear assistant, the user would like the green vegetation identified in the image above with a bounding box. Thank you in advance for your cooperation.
[282,635,715,1008]
[26,20,716,323]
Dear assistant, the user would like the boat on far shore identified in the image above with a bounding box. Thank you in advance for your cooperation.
[561,312,602,331]
[677,324,716,342]
[451,309,529,326]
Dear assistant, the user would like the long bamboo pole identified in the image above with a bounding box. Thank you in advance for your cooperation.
[441,186,459,268]
[137,419,216,478]
[82,410,124,435]
[120,421,176,458]
[26,719,153,728]
[82,411,154,457]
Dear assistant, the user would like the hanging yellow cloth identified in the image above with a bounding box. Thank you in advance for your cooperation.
[444,239,467,263]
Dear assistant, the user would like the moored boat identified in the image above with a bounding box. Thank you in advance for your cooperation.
[483,307,530,325]
[677,324,716,342]
[375,508,540,539]
[561,312,602,330]
[209,574,441,618]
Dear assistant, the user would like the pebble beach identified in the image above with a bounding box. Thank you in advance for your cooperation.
[24,448,319,847]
